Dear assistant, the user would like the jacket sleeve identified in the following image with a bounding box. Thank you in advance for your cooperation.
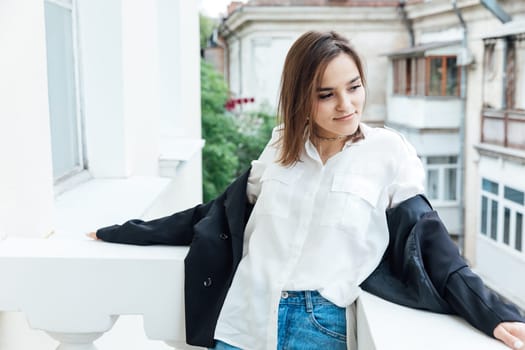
[444,267,525,336]
[96,198,217,246]
[417,210,525,337]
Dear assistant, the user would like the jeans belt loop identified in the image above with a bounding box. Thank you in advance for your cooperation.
[305,291,313,313]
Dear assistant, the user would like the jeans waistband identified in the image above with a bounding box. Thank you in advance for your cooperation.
[279,290,337,310]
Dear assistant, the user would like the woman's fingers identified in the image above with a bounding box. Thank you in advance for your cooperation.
[86,232,99,240]
[494,322,525,349]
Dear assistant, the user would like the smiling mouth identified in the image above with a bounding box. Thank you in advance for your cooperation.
[333,112,356,121]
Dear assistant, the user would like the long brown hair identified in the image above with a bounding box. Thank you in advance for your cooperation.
[276,31,366,166]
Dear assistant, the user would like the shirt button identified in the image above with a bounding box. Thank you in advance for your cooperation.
[281,291,289,299]
[203,277,212,287]
[219,233,229,240]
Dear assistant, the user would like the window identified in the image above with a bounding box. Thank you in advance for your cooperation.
[393,57,417,96]
[480,178,524,253]
[393,56,460,97]
[44,0,86,181]
[427,56,459,96]
[480,37,525,151]
[422,156,458,203]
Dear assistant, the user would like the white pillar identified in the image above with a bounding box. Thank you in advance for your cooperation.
[0,0,55,238]
[78,0,161,178]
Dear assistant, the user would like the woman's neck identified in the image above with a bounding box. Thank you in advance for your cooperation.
[312,137,347,164]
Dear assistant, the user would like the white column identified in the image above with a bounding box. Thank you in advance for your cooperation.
[78,0,161,178]
[157,0,182,138]
[121,0,161,177]
[156,0,203,205]
[0,0,55,238]
[77,0,126,177]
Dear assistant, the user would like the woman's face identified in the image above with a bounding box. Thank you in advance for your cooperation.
[312,53,365,138]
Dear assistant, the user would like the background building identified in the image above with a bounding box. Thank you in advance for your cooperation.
[218,0,421,124]
[217,0,525,311]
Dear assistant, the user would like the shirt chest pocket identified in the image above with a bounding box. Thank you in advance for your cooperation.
[320,174,381,229]
[257,165,303,218]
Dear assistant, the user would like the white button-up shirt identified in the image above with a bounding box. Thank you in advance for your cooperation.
[214,123,425,349]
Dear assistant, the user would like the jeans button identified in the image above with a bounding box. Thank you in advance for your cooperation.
[281,291,289,299]
[203,277,212,287]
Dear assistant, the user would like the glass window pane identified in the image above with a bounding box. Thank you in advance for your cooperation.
[428,57,443,96]
[44,2,82,180]
[444,168,457,201]
[481,196,488,235]
[406,58,412,95]
[516,212,523,252]
[427,156,457,165]
[427,169,439,200]
[503,208,510,245]
[490,199,498,240]
[482,178,499,195]
[504,186,524,205]
[446,57,458,96]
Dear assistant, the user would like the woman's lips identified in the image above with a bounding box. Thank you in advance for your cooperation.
[333,113,355,121]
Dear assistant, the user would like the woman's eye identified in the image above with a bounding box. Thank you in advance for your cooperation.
[319,93,333,100]
[349,85,361,91]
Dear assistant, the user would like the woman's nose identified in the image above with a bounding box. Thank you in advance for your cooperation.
[336,94,352,112]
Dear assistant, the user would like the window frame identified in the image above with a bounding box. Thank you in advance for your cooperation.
[480,178,525,255]
[44,0,87,184]
[392,55,461,97]
[421,155,459,205]
[425,55,461,97]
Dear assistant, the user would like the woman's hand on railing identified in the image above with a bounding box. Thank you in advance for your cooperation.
[494,322,525,349]
[86,232,99,240]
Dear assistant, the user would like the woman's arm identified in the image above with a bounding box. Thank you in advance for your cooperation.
[88,198,217,246]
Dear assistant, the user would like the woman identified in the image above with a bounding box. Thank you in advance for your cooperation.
[89,31,525,350]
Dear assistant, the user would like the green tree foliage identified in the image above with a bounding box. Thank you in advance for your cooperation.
[199,13,216,49]
[201,60,239,201]
[200,60,275,202]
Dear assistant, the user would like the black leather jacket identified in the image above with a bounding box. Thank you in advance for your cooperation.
[97,169,525,347]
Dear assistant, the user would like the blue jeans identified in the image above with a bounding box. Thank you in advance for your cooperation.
[211,291,347,350]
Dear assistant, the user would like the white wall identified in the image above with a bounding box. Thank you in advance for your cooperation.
[0,0,55,238]
[250,35,294,108]
[121,0,161,177]
[388,96,462,129]
[515,40,525,110]
[78,0,161,178]
[0,0,203,347]
[77,0,127,177]
[482,40,505,110]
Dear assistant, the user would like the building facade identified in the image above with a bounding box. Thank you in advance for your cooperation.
[384,0,525,309]
[219,0,421,124]
[474,17,525,309]
[218,0,525,311]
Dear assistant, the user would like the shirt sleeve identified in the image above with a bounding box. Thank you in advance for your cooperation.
[387,131,426,208]
[246,126,281,204]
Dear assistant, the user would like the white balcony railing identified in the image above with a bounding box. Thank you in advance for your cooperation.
[387,95,462,130]
[0,237,196,350]
[0,237,508,350]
